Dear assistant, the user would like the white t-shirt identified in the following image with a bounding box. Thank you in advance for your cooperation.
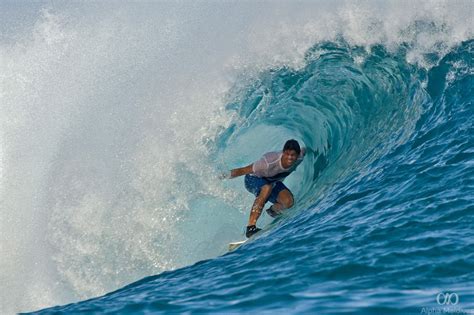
[252,150,305,181]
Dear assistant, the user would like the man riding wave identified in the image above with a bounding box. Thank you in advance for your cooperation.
[221,139,305,237]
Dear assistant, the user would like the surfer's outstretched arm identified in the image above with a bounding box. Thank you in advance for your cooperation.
[221,164,253,179]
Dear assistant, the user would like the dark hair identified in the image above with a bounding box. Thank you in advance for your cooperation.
[283,139,301,155]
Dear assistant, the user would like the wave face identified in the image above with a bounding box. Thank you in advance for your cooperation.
[1,2,473,314]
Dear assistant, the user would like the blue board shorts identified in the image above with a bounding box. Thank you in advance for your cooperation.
[244,174,292,204]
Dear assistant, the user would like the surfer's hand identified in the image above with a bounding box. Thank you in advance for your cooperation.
[219,171,232,180]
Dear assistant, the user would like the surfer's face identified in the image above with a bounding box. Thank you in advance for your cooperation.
[282,149,298,168]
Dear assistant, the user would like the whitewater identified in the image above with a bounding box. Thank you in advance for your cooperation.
[1,1,473,314]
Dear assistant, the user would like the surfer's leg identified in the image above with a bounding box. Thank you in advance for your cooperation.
[247,183,273,226]
[274,189,294,210]
[266,182,294,217]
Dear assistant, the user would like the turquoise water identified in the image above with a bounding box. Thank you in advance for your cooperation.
[2,2,473,314]
[34,38,474,315]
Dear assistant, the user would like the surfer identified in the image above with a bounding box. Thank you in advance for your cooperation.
[221,139,305,238]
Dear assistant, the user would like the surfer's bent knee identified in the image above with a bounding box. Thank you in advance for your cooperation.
[287,195,294,208]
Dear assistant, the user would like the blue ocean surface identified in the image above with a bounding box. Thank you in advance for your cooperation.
[1,2,473,314]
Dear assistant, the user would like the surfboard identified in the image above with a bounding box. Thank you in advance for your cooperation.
[228,240,246,251]
[228,215,284,251]
[228,228,264,251]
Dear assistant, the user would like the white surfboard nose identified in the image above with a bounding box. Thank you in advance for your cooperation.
[228,240,246,251]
